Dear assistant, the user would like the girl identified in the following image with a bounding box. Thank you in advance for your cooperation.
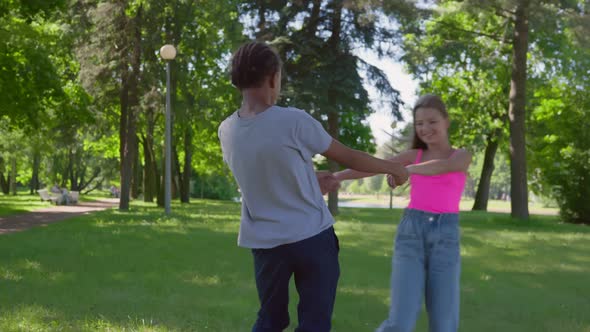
[218,41,408,332]
[335,94,471,332]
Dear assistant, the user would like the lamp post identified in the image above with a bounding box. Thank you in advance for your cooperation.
[160,44,176,215]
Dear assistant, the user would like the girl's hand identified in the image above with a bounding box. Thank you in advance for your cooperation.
[316,171,341,195]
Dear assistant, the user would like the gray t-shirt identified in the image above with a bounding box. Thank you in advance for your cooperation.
[218,105,335,248]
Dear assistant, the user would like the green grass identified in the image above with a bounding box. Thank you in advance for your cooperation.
[0,200,589,331]
[0,190,115,217]
[339,194,559,215]
[0,192,54,217]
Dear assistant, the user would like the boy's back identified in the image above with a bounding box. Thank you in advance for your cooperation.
[218,105,334,249]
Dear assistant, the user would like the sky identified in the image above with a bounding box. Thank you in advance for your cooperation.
[357,49,419,147]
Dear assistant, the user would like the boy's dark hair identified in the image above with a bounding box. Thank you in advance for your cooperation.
[411,94,449,150]
[231,41,282,90]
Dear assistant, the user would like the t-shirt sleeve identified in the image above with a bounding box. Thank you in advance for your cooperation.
[294,110,333,161]
[217,121,228,164]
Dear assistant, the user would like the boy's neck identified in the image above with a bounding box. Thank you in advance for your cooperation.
[240,89,274,117]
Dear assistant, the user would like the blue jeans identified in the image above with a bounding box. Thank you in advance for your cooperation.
[376,209,461,332]
[251,227,340,332]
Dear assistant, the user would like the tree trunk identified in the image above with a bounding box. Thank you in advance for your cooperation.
[30,151,41,194]
[142,105,158,202]
[119,65,132,210]
[508,0,530,219]
[118,25,130,209]
[327,111,340,215]
[157,152,165,207]
[119,6,142,211]
[472,130,500,211]
[10,156,17,195]
[119,112,136,210]
[172,148,180,200]
[255,0,267,39]
[66,148,74,189]
[142,136,155,202]
[180,127,192,203]
[0,157,8,194]
[326,0,343,216]
[306,0,322,37]
[132,137,141,199]
[200,175,204,199]
[389,190,393,209]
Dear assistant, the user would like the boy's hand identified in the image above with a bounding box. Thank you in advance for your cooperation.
[388,162,409,186]
[316,171,340,195]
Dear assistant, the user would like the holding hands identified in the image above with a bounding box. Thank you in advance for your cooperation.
[316,171,341,195]
[387,161,409,189]
[317,162,408,195]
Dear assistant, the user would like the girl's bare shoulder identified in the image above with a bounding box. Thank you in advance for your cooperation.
[388,149,419,165]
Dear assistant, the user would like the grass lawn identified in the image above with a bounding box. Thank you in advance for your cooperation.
[0,190,116,217]
[0,192,54,217]
[0,200,589,331]
[339,194,559,215]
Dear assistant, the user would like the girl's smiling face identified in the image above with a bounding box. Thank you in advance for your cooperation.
[414,107,450,145]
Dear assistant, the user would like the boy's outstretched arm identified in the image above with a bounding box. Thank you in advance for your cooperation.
[322,139,409,186]
[333,150,416,182]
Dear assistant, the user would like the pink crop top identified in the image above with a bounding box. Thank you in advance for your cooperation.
[407,149,467,213]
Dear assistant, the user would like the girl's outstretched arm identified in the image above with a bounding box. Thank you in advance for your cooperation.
[333,150,417,181]
[322,140,409,184]
[407,149,472,175]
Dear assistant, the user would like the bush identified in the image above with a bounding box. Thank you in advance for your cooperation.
[530,83,590,224]
[548,150,590,224]
[192,173,238,201]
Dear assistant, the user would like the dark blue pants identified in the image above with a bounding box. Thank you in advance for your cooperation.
[251,227,340,332]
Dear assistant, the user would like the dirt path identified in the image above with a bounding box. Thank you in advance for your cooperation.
[0,199,119,235]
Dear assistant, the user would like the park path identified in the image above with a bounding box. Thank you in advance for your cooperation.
[0,198,119,235]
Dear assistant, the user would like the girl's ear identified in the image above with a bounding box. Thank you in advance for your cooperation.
[445,118,451,130]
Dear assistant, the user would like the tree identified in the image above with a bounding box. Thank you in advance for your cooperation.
[75,0,143,210]
[528,13,590,223]
[137,0,242,204]
[240,0,415,214]
[0,0,66,127]
[401,0,585,218]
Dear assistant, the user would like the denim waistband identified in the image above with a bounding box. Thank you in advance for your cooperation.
[404,208,459,222]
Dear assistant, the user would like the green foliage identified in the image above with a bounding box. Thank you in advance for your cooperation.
[529,81,590,224]
[365,174,384,194]
[0,15,64,128]
[138,0,243,176]
[192,172,238,201]
[402,1,511,152]
[468,150,511,199]
[345,179,362,194]
[525,2,590,224]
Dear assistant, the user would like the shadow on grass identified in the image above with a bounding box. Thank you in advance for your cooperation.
[0,206,31,217]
